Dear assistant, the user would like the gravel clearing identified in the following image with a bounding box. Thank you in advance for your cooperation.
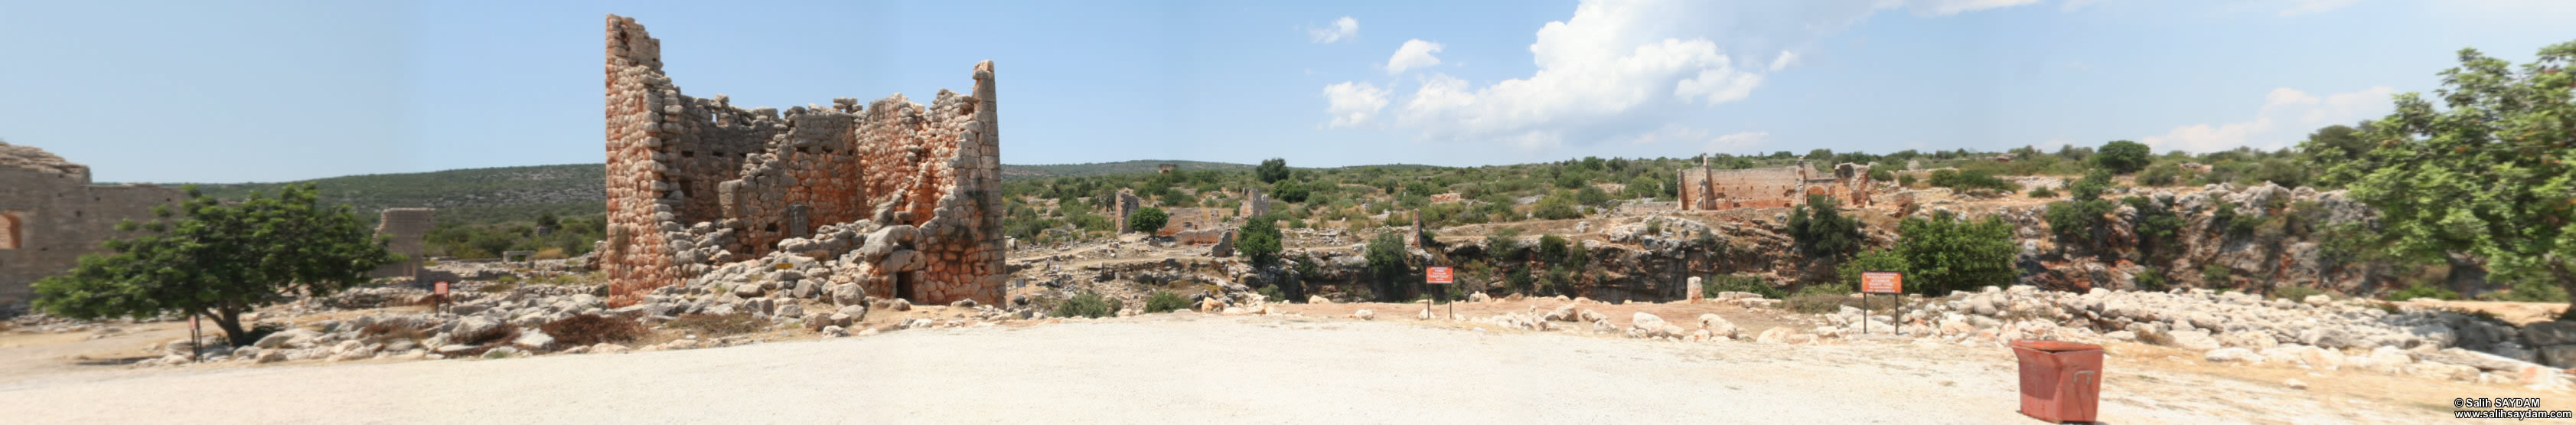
[0,313,2442,423]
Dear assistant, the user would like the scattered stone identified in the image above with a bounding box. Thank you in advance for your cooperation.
[1352,309,1376,320]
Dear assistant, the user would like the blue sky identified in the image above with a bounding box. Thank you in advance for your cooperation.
[2,0,2571,183]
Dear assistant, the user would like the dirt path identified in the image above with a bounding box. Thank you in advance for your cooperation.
[0,313,2452,424]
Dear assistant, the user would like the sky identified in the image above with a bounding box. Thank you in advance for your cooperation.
[2,0,2572,183]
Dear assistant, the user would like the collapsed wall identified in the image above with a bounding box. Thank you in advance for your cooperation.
[602,15,1004,305]
[0,142,184,306]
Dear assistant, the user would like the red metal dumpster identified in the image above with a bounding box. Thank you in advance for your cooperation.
[2011,340,2103,423]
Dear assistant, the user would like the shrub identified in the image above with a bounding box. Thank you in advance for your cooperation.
[2200,263,2234,286]
[2043,199,2115,250]
[2136,162,2187,186]
[1537,234,1572,263]
[1893,211,2018,296]
[1703,275,1783,299]
[1507,269,1535,296]
[1143,291,1192,313]
[1786,195,1860,260]
[2094,140,2152,174]
[1364,232,1411,300]
[1257,285,1286,304]
[1053,293,1122,319]
[2134,266,2168,292]
[2027,187,2057,198]
[2387,283,2462,302]
[1897,174,1917,188]
[540,313,647,346]
[1237,216,1284,267]
[1926,168,2021,192]
[665,313,765,337]
[1867,168,1896,182]
[1127,207,1169,234]
[1484,227,1524,260]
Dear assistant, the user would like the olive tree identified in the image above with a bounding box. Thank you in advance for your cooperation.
[34,184,396,345]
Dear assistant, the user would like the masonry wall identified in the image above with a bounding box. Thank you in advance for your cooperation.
[367,208,435,280]
[603,15,1004,305]
[0,162,183,306]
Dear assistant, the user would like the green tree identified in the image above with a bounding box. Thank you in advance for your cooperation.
[1786,195,1861,260]
[1364,232,1411,301]
[1238,215,1284,267]
[2094,140,2152,174]
[34,184,397,346]
[1127,207,1169,234]
[2295,123,2372,176]
[1893,211,2020,296]
[1837,248,1911,291]
[1257,158,1291,184]
[2326,41,2576,316]
[1272,180,1310,203]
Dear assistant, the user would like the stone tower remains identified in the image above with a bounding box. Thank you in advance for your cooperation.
[602,15,1005,305]
[0,142,184,306]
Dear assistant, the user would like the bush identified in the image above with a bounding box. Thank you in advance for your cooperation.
[540,313,647,346]
[2027,187,2057,198]
[1127,207,1169,234]
[1143,291,1192,313]
[2136,162,2188,186]
[2200,263,2234,286]
[2134,266,2168,292]
[1893,211,2018,296]
[1897,174,1917,188]
[1868,168,1896,182]
[1926,168,2021,192]
[2043,199,2115,250]
[1703,275,1783,299]
[2387,283,2462,302]
[1238,216,1284,267]
[1053,293,1123,319]
[1257,158,1290,184]
[1272,181,1309,203]
[665,313,765,337]
[2094,140,2152,174]
[1786,195,1860,260]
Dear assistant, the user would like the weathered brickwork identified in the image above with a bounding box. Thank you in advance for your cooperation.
[1674,159,1873,211]
[602,15,1003,305]
[0,142,183,306]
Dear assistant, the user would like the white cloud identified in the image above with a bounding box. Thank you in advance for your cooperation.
[1334,0,2033,151]
[1916,0,2043,15]
[1767,51,1799,71]
[1321,81,1391,128]
[2278,0,2356,16]
[1704,131,1770,154]
[1385,40,1445,74]
[2138,86,2396,153]
[1307,17,1358,43]
[1620,123,1714,145]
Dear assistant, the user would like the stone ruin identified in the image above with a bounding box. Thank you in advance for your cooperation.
[1674,159,1873,211]
[602,15,1004,306]
[0,142,183,306]
[1238,187,1267,218]
[1113,190,1142,234]
[367,208,435,280]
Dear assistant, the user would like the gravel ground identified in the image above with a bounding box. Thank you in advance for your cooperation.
[0,313,2441,423]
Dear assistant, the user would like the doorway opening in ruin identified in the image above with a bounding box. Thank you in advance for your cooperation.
[0,213,20,250]
[893,273,915,302]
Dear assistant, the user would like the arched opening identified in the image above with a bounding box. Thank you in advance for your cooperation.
[0,213,20,250]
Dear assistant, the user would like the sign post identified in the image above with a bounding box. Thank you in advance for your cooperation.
[188,314,202,363]
[1427,266,1454,319]
[1860,272,1903,335]
[433,281,451,315]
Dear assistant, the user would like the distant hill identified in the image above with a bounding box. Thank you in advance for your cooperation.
[178,164,605,227]
[1001,160,1253,179]
[166,159,1440,226]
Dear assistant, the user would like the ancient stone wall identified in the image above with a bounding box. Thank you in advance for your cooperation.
[602,15,1003,305]
[1113,190,1141,234]
[0,142,184,306]
[367,208,435,280]
[1674,161,1872,211]
[1238,188,1267,218]
[1155,208,1225,237]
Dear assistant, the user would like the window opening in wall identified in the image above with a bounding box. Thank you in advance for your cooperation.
[765,223,779,233]
[714,151,726,158]
[682,151,696,158]
[796,146,809,154]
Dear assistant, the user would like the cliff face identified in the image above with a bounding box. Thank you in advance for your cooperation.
[1998,181,2409,296]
